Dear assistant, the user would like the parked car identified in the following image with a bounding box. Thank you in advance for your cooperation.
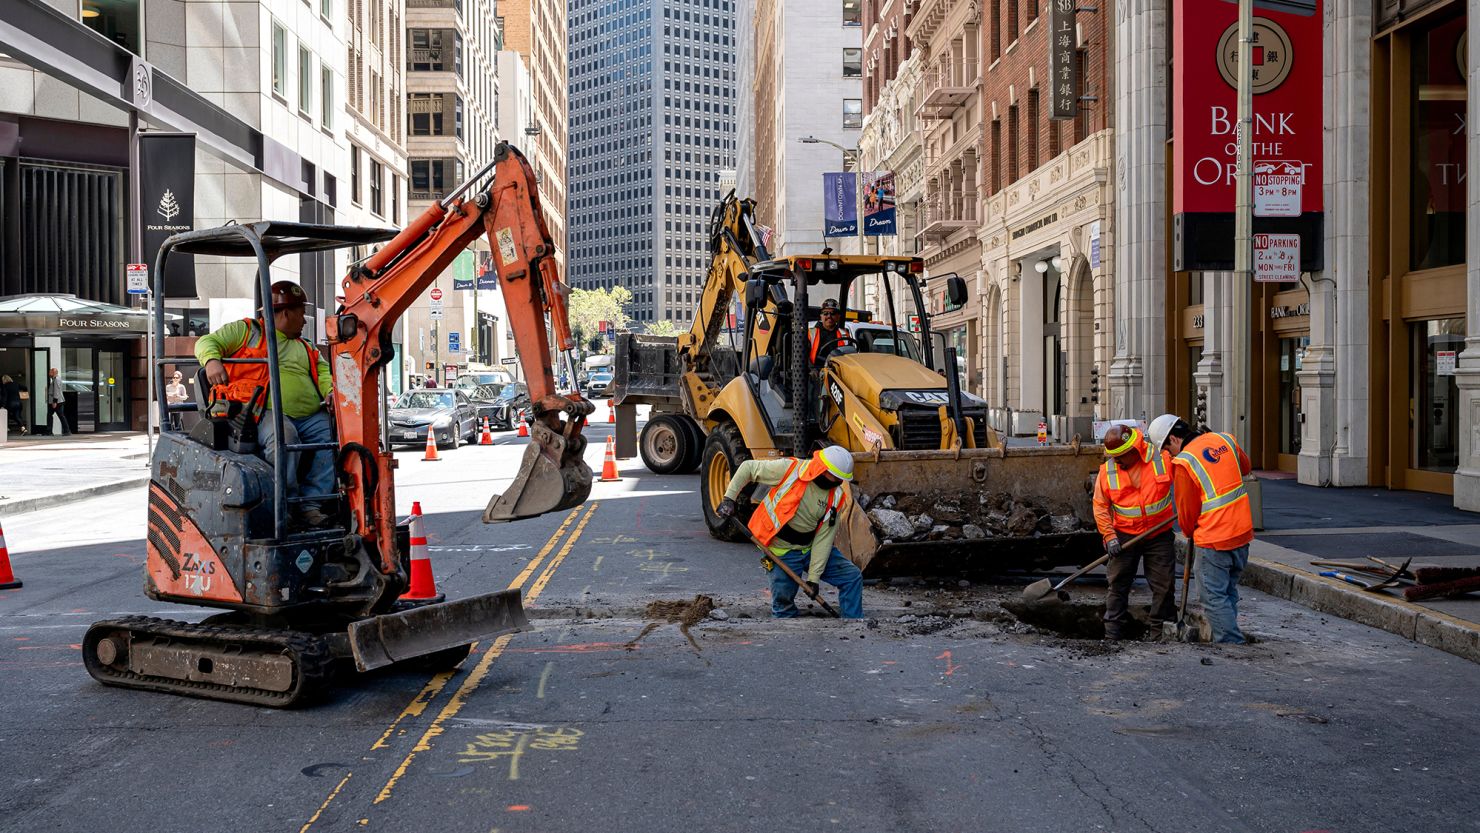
[473,383,530,430]
[388,389,480,448]
[585,371,613,397]
[455,370,514,391]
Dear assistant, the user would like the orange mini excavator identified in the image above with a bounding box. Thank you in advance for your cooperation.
[83,143,592,706]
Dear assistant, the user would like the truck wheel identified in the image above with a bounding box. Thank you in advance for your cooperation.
[675,415,704,474]
[639,415,689,475]
[701,422,753,542]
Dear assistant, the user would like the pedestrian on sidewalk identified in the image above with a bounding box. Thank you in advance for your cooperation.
[165,371,190,430]
[1,375,23,435]
[1092,424,1177,639]
[715,445,864,619]
[1148,414,1255,644]
[195,280,335,527]
[45,368,70,435]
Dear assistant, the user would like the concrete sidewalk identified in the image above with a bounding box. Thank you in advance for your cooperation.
[1244,477,1480,663]
[0,432,151,516]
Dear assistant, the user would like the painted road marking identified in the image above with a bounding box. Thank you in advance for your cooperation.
[371,502,599,805]
[536,662,554,699]
[297,772,353,833]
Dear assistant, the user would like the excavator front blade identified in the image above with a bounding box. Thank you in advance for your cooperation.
[347,588,530,672]
[484,419,593,523]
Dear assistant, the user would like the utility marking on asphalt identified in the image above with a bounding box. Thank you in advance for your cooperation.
[937,650,960,677]
[371,502,599,806]
[592,555,603,572]
[456,727,584,779]
[536,661,554,698]
[297,772,353,833]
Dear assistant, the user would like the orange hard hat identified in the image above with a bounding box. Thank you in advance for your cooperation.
[264,280,308,310]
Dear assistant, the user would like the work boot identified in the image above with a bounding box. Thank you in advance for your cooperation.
[298,506,332,528]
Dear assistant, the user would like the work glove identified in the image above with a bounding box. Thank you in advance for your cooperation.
[805,581,820,598]
[1106,538,1123,558]
[716,498,736,520]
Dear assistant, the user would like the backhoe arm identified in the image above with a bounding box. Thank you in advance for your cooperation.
[327,143,592,579]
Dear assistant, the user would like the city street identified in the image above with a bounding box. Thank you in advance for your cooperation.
[2,416,1479,833]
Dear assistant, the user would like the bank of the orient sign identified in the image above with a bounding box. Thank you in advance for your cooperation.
[1171,0,1324,273]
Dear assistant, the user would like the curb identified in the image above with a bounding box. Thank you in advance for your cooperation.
[1245,557,1480,664]
[0,476,150,517]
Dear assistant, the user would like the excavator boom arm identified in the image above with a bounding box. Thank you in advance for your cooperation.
[327,143,591,578]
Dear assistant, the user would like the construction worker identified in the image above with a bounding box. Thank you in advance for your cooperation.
[809,298,849,367]
[196,281,335,527]
[1148,414,1255,644]
[1092,424,1177,639]
[715,445,864,618]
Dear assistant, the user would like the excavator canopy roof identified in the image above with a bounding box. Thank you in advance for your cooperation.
[162,221,398,261]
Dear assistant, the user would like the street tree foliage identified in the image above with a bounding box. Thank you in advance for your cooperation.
[646,320,682,337]
[568,286,632,353]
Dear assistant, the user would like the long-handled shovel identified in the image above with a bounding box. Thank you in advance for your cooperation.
[735,525,841,618]
[1020,517,1176,605]
[1171,540,1195,641]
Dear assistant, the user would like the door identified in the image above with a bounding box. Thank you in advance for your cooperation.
[96,349,128,430]
[63,346,97,432]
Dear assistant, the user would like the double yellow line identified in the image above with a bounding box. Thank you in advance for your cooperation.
[300,501,600,832]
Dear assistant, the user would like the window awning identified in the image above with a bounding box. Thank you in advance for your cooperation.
[0,293,175,335]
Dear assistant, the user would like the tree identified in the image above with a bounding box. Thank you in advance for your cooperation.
[646,320,682,337]
[567,287,632,354]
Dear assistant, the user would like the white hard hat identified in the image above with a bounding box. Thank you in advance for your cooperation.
[817,445,855,481]
[1146,414,1180,451]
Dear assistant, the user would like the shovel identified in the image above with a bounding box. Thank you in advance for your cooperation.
[1020,518,1176,604]
[735,524,841,618]
[1169,539,1195,641]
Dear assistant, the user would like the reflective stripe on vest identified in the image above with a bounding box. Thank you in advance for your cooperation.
[750,459,846,548]
[810,326,845,364]
[1104,456,1175,520]
[1174,433,1249,514]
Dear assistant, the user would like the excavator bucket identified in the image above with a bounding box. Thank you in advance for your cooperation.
[484,420,593,523]
[834,445,1108,578]
[347,588,531,672]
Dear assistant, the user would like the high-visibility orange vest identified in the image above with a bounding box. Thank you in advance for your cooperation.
[747,457,847,548]
[1096,435,1174,537]
[1171,431,1253,547]
[214,318,322,405]
[809,325,846,365]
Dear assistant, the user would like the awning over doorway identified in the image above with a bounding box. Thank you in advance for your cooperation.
[0,293,172,336]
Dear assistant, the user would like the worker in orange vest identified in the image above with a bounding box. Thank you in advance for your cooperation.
[809,298,849,367]
[1092,424,1178,640]
[1148,414,1255,644]
[196,281,335,527]
[716,445,864,618]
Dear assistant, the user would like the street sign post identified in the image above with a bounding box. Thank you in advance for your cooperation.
[1253,233,1300,282]
[430,299,443,320]
[430,287,443,301]
[126,263,148,295]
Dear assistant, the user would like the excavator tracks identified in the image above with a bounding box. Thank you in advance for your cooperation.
[82,616,335,708]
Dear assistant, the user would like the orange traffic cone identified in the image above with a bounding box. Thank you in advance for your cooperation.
[607,399,616,424]
[410,500,423,518]
[517,411,530,438]
[599,435,621,482]
[479,417,494,445]
[400,511,442,602]
[0,519,20,590]
[423,430,441,461]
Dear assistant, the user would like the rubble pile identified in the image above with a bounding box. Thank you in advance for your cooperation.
[856,490,1091,543]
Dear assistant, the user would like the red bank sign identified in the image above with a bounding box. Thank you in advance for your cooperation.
[1172,0,1323,216]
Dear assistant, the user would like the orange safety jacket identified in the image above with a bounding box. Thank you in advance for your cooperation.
[1093,434,1175,542]
[214,318,322,406]
[809,325,847,365]
[1170,431,1254,550]
[748,457,848,548]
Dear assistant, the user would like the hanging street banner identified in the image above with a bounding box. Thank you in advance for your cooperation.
[822,172,859,237]
[1048,0,1078,119]
[1171,0,1323,272]
[451,251,477,291]
[138,132,197,298]
[477,252,498,289]
[861,171,897,236]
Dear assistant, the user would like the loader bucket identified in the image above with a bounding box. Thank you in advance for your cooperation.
[347,588,531,672]
[484,419,593,523]
[834,444,1107,578]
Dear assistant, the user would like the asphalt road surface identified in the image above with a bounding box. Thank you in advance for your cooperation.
[2,419,1478,833]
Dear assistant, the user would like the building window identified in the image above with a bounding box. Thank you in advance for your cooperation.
[991,0,1002,59]
[1027,89,1040,171]
[298,45,312,116]
[320,66,334,129]
[843,98,862,128]
[1412,318,1466,471]
[1008,0,1019,42]
[391,175,400,224]
[350,144,361,205]
[409,93,447,135]
[1007,104,1019,182]
[843,48,862,77]
[81,0,141,55]
[1411,14,1466,271]
[321,0,332,18]
[271,22,287,98]
[455,94,465,141]
[370,159,384,217]
[409,29,458,72]
[842,0,861,25]
[989,119,1001,194]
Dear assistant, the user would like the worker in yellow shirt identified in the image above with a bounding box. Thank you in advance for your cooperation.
[716,445,863,618]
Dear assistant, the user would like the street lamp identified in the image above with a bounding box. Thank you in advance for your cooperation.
[798,135,860,171]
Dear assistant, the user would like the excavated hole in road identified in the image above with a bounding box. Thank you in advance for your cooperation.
[1000,599,1209,643]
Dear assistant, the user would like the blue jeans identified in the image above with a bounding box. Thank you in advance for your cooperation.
[256,409,337,512]
[1195,544,1249,644]
[767,547,864,619]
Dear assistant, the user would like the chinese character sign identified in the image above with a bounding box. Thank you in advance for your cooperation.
[861,171,897,236]
[822,172,859,237]
[1049,0,1078,119]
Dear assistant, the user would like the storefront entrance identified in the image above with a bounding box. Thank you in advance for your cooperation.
[62,344,130,432]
